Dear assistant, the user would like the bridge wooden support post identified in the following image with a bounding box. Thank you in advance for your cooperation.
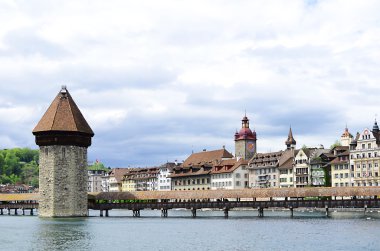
[258,207,264,217]
[7,208,10,215]
[224,208,229,219]
[191,208,197,218]
[364,205,367,215]
[14,209,18,215]
[100,210,103,217]
[105,210,109,217]
[325,206,329,217]
[30,209,33,216]
[133,210,140,217]
[22,208,25,216]
[161,209,168,218]
[0,208,3,215]
[290,207,294,218]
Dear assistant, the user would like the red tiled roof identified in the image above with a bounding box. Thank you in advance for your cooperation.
[182,149,233,168]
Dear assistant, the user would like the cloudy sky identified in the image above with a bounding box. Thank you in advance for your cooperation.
[0,0,379,167]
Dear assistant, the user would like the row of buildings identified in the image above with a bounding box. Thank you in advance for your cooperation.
[88,115,380,192]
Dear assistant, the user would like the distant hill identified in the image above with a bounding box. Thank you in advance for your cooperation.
[0,148,39,187]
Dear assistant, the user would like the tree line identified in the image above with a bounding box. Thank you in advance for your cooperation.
[0,148,39,187]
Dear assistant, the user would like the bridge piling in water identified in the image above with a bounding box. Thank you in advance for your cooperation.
[224,208,229,218]
[133,210,140,217]
[0,209,2,215]
[30,209,34,216]
[258,207,264,217]
[105,210,109,217]
[161,209,168,218]
[14,209,18,215]
[290,207,294,217]
[325,206,329,217]
[100,210,103,217]
[191,208,196,218]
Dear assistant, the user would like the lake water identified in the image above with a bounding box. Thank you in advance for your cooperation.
[1,209,380,251]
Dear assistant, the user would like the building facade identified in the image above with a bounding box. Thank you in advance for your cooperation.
[87,162,108,192]
[211,159,249,190]
[349,122,380,187]
[170,149,233,191]
[158,162,177,191]
[248,151,282,188]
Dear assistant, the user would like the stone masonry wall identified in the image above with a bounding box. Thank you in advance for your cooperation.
[39,145,88,217]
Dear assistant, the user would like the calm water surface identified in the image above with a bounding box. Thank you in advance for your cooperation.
[1,209,380,251]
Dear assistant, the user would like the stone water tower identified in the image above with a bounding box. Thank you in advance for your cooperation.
[33,86,94,217]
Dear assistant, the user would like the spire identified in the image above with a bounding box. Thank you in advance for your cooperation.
[285,126,296,149]
[373,118,379,132]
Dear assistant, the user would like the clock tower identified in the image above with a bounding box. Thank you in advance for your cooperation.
[234,114,257,160]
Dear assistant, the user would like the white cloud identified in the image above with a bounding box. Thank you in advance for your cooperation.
[0,0,380,166]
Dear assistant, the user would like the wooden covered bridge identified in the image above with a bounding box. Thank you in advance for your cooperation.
[1,187,380,217]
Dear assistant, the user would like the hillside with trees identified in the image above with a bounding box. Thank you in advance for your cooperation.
[0,148,39,187]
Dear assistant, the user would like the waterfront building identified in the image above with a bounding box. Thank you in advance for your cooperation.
[170,148,233,191]
[211,159,249,190]
[234,114,257,160]
[32,86,94,217]
[87,161,109,192]
[101,171,111,192]
[293,147,318,187]
[349,121,380,187]
[330,147,351,187]
[248,151,283,188]
[279,149,297,188]
[135,167,160,191]
[310,148,335,187]
[158,162,178,191]
[109,168,131,192]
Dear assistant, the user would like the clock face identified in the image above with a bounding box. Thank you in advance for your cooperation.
[247,141,255,153]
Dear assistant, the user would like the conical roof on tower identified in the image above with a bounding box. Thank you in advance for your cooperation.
[285,127,296,146]
[33,86,94,136]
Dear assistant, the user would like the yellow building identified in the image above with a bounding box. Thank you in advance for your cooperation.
[331,150,351,187]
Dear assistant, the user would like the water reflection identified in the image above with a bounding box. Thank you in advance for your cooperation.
[32,218,92,251]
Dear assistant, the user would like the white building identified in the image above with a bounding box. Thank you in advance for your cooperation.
[211,159,249,190]
[349,121,380,187]
[158,162,178,191]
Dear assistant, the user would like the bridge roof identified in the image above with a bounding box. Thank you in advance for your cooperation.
[2,187,380,202]
[89,187,380,200]
[0,193,39,201]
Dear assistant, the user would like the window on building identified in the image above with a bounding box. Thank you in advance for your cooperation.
[334,174,338,178]
[290,177,293,182]
[340,173,343,178]
[335,183,338,187]
[236,173,241,178]
[368,143,372,149]
[345,173,349,178]
[363,164,366,169]
[362,144,365,149]
[357,173,360,177]
[236,181,241,186]
[362,153,366,158]
[344,164,349,169]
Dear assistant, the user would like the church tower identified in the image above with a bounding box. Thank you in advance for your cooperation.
[285,127,296,149]
[33,86,94,217]
[234,114,257,160]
